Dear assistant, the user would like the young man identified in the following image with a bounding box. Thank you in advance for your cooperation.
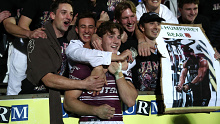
[66,13,132,70]
[20,1,105,123]
[92,1,155,57]
[136,0,178,24]
[64,21,138,123]
[132,12,164,92]
[178,0,211,39]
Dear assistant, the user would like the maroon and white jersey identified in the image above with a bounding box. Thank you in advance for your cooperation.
[69,63,132,122]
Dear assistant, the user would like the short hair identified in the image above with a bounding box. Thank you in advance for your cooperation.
[75,12,97,27]
[96,21,124,38]
[178,0,199,8]
[50,0,73,14]
[114,0,136,21]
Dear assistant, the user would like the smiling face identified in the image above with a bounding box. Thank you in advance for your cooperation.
[76,18,96,43]
[50,3,73,37]
[179,3,198,24]
[119,8,137,33]
[140,21,161,40]
[144,0,161,12]
[102,28,121,54]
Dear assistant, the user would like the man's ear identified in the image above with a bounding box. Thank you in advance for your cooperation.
[94,27,97,33]
[139,24,145,32]
[75,26,79,34]
[50,12,55,20]
[178,8,182,13]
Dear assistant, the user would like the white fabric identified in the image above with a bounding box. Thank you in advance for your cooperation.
[80,121,124,124]
[3,42,13,83]
[136,3,179,24]
[66,40,112,67]
[7,46,27,95]
[163,0,179,17]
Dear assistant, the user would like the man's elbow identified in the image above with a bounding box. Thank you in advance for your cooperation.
[126,100,136,107]
[41,73,54,88]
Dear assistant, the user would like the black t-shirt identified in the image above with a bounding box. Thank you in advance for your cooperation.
[21,0,52,30]
[119,31,138,53]
[132,52,162,94]
[178,15,211,40]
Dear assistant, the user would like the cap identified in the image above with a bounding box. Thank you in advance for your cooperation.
[139,12,165,24]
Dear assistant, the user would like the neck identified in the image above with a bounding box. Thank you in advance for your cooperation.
[52,24,64,38]
[83,41,91,49]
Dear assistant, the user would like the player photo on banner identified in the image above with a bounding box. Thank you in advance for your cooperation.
[156,24,220,113]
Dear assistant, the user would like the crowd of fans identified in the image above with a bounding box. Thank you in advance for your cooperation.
[0,0,219,123]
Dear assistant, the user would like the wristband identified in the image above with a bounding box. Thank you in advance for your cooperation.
[114,62,124,80]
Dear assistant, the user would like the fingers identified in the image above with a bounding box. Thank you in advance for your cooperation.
[91,35,103,50]
[0,11,11,22]
[29,28,47,39]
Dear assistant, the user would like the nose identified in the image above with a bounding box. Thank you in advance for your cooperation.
[127,17,132,24]
[113,36,120,44]
[190,9,195,15]
[66,13,72,20]
[85,27,89,33]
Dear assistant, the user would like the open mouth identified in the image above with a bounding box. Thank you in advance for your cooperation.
[64,21,70,26]
[111,45,119,50]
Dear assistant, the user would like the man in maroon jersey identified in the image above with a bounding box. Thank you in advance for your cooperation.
[64,20,138,123]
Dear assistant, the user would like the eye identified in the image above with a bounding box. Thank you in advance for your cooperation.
[89,25,95,29]
[80,25,86,28]
[117,35,121,39]
[61,11,66,15]
[109,35,114,38]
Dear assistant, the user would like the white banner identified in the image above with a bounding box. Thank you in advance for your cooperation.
[157,24,220,113]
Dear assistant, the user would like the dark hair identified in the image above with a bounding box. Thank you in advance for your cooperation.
[96,21,124,38]
[75,12,97,27]
[178,0,199,8]
[50,0,73,14]
[114,0,136,21]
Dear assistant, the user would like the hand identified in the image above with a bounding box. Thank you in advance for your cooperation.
[121,60,128,70]
[71,13,78,25]
[0,11,11,23]
[119,49,133,62]
[83,75,105,91]
[95,104,115,119]
[108,62,120,74]
[183,84,190,93]
[91,66,107,96]
[99,11,109,22]
[138,37,156,56]
[121,31,128,43]
[91,34,103,50]
[176,84,183,92]
[29,27,47,39]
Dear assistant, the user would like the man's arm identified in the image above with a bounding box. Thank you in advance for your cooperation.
[176,62,188,92]
[108,62,138,107]
[66,40,132,67]
[135,24,156,56]
[191,58,209,84]
[41,73,104,91]
[17,15,46,39]
[64,89,115,119]
[3,17,46,39]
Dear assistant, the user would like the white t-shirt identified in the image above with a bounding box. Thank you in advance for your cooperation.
[136,3,179,24]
